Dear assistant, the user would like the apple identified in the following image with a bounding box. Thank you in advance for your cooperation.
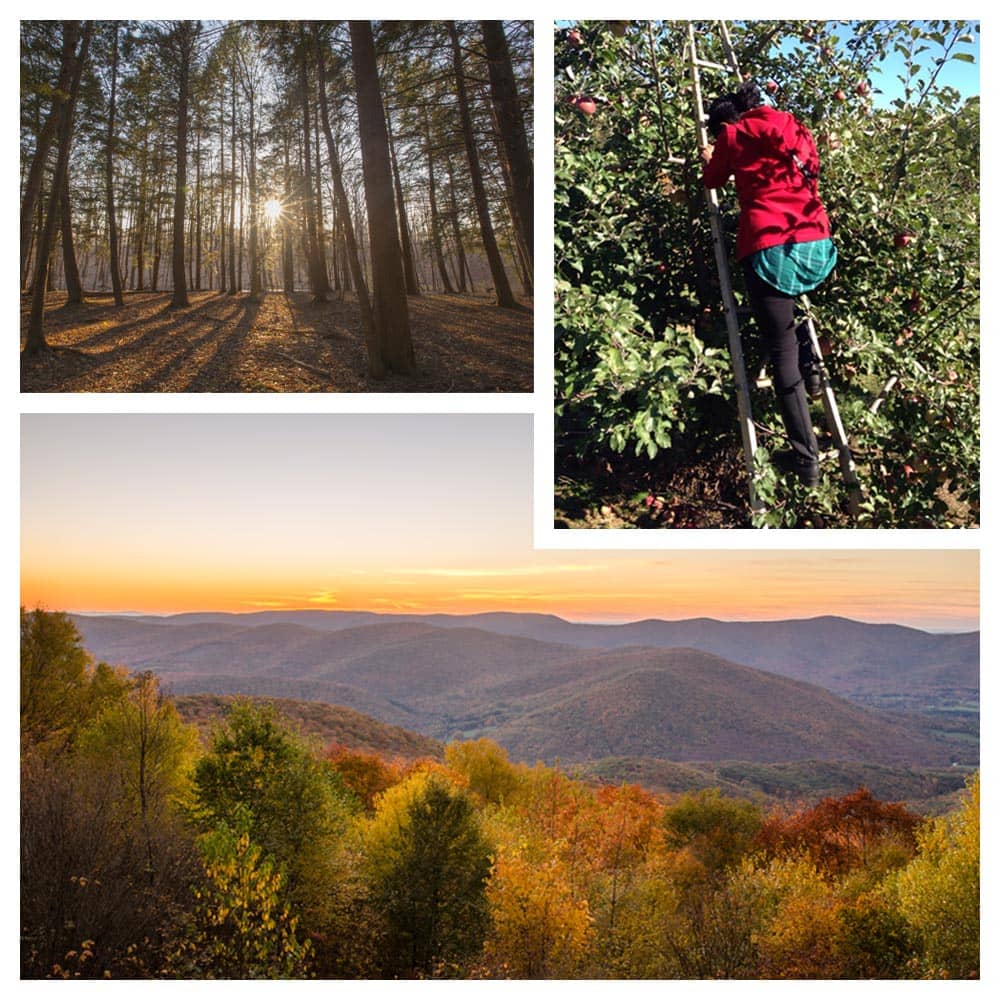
[600,505,612,516]
[803,27,815,40]
[569,95,597,115]
[567,28,582,48]
[906,292,922,314]
[903,464,915,479]
[834,88,847,102]
[856,80,870,96]
[766,80,778,93]
[657,263,668,273]
[894,231,914,249]
[644,494,655,508]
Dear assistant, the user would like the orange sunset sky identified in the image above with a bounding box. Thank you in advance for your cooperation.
[21,414,978,632]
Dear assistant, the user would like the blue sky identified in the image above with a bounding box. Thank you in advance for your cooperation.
[557,20,979,107]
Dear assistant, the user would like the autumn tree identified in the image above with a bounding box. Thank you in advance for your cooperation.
[890,774,979,978]
[756,787,921,876]
[363,770,493,976]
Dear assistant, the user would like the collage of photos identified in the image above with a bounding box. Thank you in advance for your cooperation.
[19,19,981,984]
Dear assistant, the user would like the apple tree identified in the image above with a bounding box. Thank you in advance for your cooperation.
[554,20,979,527]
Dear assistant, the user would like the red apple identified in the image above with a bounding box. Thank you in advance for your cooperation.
[894,232,914,249]
[644,494,655,508]
[903,464,915,479]
[766,79,778,93]
[856,80,870,96]
[567,28,582,48]
[657,263,668,273]
[569,95,597,115]
[834,88,847,102]
[906,292,922,314]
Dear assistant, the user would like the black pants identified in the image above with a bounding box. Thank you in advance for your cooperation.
[742,263,818,464]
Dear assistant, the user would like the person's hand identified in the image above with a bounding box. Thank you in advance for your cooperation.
[700,144,714,164]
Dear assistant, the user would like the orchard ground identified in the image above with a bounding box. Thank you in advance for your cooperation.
[20,290,533,393]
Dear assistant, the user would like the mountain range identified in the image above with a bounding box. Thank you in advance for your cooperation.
[70,610,978,775]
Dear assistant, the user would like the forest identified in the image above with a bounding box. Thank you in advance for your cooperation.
[554,21,979,527]
[19,20,533,392]
[21,609,980,980]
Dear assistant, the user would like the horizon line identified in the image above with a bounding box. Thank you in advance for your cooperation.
[59,606,979,635]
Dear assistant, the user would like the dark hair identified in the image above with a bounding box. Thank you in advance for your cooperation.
[734,81,762,112]
[707,93,739,138]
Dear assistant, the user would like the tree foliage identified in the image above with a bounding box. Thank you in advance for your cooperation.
[555,20,979,527]
[363,770,493,976]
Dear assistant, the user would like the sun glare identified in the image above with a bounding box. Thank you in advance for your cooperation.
[263,198,283,222]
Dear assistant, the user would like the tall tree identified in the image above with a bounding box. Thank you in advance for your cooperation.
[313,24,383,377]
[24,21,91,356]
[103,20,125,305]
[447,21,516,308]
[481,21,533,269]
[349,20,414,373]
[163,20,201,308]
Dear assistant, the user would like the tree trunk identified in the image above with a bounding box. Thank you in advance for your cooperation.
[444,155,469,293]
[228,61,238,294]
[20,23,79,290]
[424,113,454,294]
[194,125,203,291]
[386,112,420,295]
[218,91,226,293]
[313,23,382,377]
[25,22,91,355]
[481,21,533,268]
[447,21,516,308]
[104,21,124,306]
[299,29,329,302]
[170,23,197,308]
[59,168,83,303]
[350,20,414,373]
[281,135,295,292]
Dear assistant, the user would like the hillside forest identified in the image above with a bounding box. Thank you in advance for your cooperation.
[19,20,533,392]
[21,609,980,980]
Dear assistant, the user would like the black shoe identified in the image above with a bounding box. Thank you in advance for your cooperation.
[801,361,823,400]
[773,448,819,487]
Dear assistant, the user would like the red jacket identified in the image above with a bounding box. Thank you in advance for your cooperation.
[702,104,831,260]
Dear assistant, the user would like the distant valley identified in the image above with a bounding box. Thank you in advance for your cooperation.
[72,610,979,793]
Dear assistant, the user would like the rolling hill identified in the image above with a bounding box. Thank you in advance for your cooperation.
[69,611,976,773]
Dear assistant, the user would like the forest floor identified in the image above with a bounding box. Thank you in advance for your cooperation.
[20,290,533,393]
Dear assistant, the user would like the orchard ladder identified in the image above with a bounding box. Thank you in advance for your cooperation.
[685,20,861,515]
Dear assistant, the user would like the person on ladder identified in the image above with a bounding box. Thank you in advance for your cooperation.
[701,81,836,487]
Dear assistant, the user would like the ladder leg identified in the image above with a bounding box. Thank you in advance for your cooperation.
[687,22,763,516]
[800,298,863,511]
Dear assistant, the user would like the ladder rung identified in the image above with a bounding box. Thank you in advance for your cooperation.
[694,58,735,73]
